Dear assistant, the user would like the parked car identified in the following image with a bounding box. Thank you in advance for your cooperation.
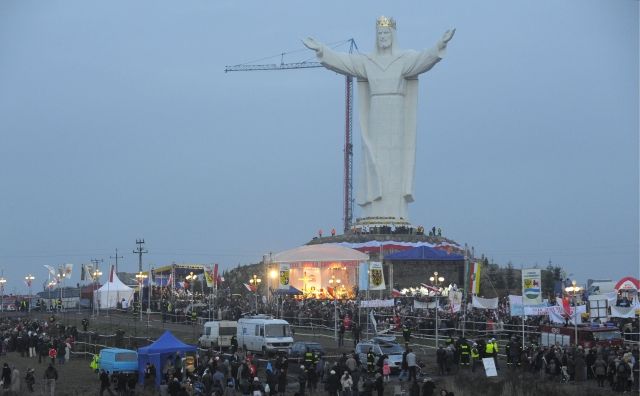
[355,336,404,373]
[98,348,138,374]
[288,341,325,358]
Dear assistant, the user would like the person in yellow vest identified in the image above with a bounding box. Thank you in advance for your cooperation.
[484,339,495,359]
[491,338,499,370]
[90,354,100,372]
[470,343,480,373]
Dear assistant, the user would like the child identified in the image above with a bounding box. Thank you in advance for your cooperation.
[382,357,391,383]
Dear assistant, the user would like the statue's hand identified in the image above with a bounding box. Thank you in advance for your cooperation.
[441,28,456,44]
[302,37,321,52]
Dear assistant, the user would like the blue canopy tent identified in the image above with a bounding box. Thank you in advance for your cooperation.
[137,330,197,386]
[384,246,464,261]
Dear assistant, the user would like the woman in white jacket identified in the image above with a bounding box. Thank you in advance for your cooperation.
[340,371,353,396]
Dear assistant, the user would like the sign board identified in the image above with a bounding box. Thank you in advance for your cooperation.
[482,358,498,377]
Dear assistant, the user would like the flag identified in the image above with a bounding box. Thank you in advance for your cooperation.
[167,272,173,288]
[109,265,115,283]
[420,283,441,294]
[522,268,542,305]
[368,262,385,291]
[204,270,214,288]
[391,289,402,298]
[278,263,290,290]
[562,296,572,317]
[85,264,94,282]
[469,261,481,295]
[213,263,219,285]
[44,265,57,278]
[327,286,335,298]
[64,263,73,277]
[244,283,256,292]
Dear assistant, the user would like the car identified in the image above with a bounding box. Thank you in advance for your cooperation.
[355,336,404,373]
[288,341,325,358]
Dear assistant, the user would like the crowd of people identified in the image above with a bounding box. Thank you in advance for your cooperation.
[0,315,75,394]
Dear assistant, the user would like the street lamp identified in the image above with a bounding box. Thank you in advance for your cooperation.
[429,271,445,348]
[0,277,6,312]
[249,274,262,313]
[25,274,35,313]
[92,270,102,316]
[57,273,65,311]
[564,280,582,347]
[135,272,148,321]
[329,274,341,341]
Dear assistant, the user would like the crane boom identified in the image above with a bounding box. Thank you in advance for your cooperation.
[225,39,358,233]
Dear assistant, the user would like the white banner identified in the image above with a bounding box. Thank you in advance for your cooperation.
[472,296,499,310]
[360,299,395,308]
[450,290,463,313]
[483,358,498,377]
[522,268,542,305]
[368,262,386,291]
[548,305,587,324]
[413,300,437,309]
[610,305,638,318]
[278,263,290,290]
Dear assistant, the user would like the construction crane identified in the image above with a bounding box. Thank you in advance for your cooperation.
[225,39,358,234]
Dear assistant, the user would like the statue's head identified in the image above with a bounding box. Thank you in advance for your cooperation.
[376,16,396,51]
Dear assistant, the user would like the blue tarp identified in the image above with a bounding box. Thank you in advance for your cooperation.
[271,286,303,295]
[384,246,464,261]
[137,330,197,386]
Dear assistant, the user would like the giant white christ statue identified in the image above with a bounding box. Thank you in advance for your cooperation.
[304,17,455,223]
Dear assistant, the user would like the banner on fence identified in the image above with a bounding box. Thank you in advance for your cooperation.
[413,300,437,309]
[548,305,587,324]
[472,295,499,310]
[360,299,395,308]
[610,305,638,319]
[522,268,542,305]
[278,263,290,289]
[509,295,548,316]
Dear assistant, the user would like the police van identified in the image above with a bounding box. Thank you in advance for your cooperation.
[237,315,293,354]
[199,320,238,348]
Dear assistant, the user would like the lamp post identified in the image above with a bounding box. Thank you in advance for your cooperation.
[135,272,147,321]
[58,273,65,311]
[92,270,102,316]
[430,271,445,348]
[564,280,582,347]
[329,274,341,341]
[25,274,35,313]
[249,274,261,313]
[269,269,278,316]
[186,272,197,319]
[0,277,6,313]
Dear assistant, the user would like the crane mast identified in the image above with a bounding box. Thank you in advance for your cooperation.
[225,39,358,233]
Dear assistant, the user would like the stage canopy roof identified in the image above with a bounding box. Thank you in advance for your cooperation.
[385,246,464,261]
[273,244,369,263]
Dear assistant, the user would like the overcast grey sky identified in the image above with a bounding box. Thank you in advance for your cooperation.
[0,0,638,293]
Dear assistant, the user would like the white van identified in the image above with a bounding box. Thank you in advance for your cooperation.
[199,320,238,348]
[237,315,293,354]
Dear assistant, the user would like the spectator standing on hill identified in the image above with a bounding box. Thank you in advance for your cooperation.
[2,362,11,389]
[43,363,57,396]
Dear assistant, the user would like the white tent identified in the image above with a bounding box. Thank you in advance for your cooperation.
[96,273,135,309]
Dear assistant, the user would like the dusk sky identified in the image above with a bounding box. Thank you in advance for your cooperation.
[0,0,638,294]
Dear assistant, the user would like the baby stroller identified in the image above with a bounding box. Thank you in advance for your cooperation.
[560,366,570,383]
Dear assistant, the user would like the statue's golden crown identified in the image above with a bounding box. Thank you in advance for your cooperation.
[376,16,396,29]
